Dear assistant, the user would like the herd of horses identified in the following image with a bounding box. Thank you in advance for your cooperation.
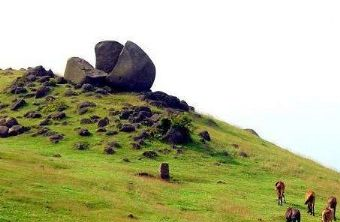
[275,181,337,222]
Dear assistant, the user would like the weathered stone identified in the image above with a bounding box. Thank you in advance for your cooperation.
[74,141,89,150]
[64,57,108,86]
[35,86,50,98]
[142,150,158,159]
[49,134,64,143]
[0,126,9,137]
[78,101,96,109]
[78,128,91,136]
[49,112,66,120]
[120,124,135,132]
[81,83,94,92]
[97,117,109,128]
[24,111,42,119]
[25,66,53,77]
[199,130,211,141]
[106,41,156,91]
[163,126,191,144]
[8,125,25,136]
[142,91,189,111]
[160,163,170,180]
[95,41,124,73]
[11,98,26,110]
[5,117,18,128]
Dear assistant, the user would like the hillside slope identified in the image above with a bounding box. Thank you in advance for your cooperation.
[0,69,339,222]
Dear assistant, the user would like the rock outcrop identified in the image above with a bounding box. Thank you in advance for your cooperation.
[95,41,124,73]
[64,40,156,92]
[64,57,107,86]
[106,41,156,91]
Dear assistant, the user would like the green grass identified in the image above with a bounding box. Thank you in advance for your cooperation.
[0,69,339,221]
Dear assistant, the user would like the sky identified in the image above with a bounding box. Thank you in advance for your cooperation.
[1,0,340,170]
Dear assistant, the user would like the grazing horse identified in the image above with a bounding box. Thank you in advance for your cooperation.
[275,181,286,205]
[305,190,316,216]
[327,196,337,221]
[285,207,301,222]
[322,207,335,222]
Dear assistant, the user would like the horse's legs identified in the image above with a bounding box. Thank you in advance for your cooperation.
[335,206,337,221]
[283,193,286,203]
[312,203,315,216]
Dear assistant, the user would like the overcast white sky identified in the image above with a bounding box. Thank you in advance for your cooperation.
[1,0,340,170]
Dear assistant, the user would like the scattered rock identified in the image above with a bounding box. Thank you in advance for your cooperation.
[0,126,9,137]
[199,130,211,142]
[95,41,124,73]
[8,125,26,136]
[104,146,115,155]
[5,117,18,128]
[78,101,96,109]
[74,142,89,150]
[49,112,66,120]
[106,41,156,91]
[78,128,91,136]
[142,150,158,159]
[97,117,109,128]
[64,57,107,86]
[141,91,189,111]
[81,83,95,92]
[35,86,50,98]
[120,124,135,132]
[11,98,26,110]
[39,118,52,126]
[160,163,170,180]
[53,153,62,158]
[64,89,78,97]
[163,126,191,144]
[24,111,42,118]
[49,134,64,143]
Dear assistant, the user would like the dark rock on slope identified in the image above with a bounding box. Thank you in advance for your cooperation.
[106,41,156,92]
[95,41,124,73]
[141,91,189,111]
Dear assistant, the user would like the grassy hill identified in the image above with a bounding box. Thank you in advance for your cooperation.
[0,69,339,222]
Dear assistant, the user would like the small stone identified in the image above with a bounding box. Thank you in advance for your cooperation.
[78,128,91,137]
[11,98,26,111]
[74,142,89,150]
[199,130,211,141]
[35,86,50,98]
[120,124,135,132]
[142,150,158,159]
[97,117,109,128]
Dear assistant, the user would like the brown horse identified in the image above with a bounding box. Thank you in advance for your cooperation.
[327,196,337,221]
[322,207,334,222]
[305,190,315,216]
[275,181,286,205]
[285,207,301,222]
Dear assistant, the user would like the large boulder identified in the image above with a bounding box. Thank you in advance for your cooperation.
[106,41,156,91]
[64,57,107,86]
[95,41,124,73]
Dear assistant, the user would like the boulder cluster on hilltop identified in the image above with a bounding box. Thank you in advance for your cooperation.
[64,40,156,92]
